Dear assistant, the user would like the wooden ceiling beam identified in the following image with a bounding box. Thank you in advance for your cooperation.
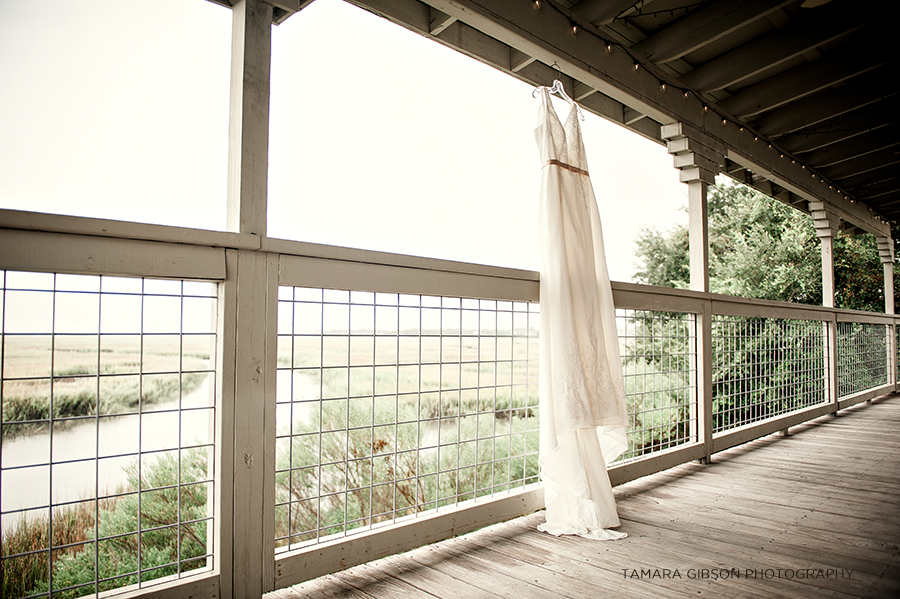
[803,127,900,170]
[718,46,894,118]
[857,178,900,199]
[570,0,645,26]
[755,67,900,137]
[874,195,900,209]
[429,7,456,35]
[510,49,535,72]
[632,0,793,64]
[779,98,900,154]
[679,3,867,92]
[823,146,900,182]
[836,164,900,193]
[856,186,900,202]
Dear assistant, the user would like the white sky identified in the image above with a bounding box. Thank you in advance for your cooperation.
[0,0,687,282]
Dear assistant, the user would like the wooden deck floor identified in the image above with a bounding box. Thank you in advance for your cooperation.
[268,394,900,599]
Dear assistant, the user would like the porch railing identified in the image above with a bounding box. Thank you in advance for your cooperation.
[0,210,896,598]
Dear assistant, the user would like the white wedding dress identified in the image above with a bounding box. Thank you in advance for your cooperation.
[535,88,629,540]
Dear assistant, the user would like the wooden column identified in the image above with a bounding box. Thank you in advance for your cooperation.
[661,123,723,293]
[227,0,272,236]
[223,2,275,598]
[688,181,710,293]
[810,204,840,410]
[810,203,840,309]
[877,236,895,315]
[876,236,896,390]
[661,123,722,463]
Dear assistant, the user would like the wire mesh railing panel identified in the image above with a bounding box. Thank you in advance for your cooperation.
[274,288,539,552]
[712,315,828,433]
[0,271,217,599]
[837,322,888,398]
[616,309,696,462]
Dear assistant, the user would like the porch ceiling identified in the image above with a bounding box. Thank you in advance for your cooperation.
[268,0,897,238]
[568,0,900,230]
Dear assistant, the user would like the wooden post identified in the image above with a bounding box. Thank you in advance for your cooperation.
[877,236,895,315]
[227,0,272,236]
[224,2,275,597]
[810,205,840,412]
[810,203,839,309]
[224,249,278,598]
[661,123,722,463]
[876,236,896,389]
[697,301,714,463]
[688,181,709,293]
[820,236,835,308]
[216,250,238,599]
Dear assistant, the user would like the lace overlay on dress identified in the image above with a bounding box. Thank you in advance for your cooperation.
[535,88,629,541]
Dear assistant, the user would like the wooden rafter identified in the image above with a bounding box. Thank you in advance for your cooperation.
[837,163,900,192]
[719,43,895,118]
[571,0,648,26]
[823,146,900,182]
[779,97,900,154]
[632,0,794,64]
[803,126,900,170]
[679,1,867,92]
[755,66,900,137]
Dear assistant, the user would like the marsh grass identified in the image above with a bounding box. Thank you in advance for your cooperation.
[1,336,212,436]
[1,498,113,598]
[1,452,209,599]
[274,334,541,547]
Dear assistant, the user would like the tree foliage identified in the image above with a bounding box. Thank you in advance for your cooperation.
[634,179,898,312]
[627,179,897,442]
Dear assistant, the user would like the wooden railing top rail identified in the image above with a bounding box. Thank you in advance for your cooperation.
[611,280,898,323]
[2,208,895,322]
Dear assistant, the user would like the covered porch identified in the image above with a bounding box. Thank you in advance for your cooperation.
[272,393,900,599]
[1,1,898,598]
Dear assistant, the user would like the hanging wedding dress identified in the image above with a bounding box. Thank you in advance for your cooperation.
[535,87,629,540]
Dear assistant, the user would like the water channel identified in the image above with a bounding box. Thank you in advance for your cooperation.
[2,376,215,529]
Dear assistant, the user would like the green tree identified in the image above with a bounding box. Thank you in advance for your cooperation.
[634,179,898,312]
[629,179,897,436]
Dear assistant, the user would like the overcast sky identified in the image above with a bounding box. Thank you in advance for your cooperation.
[0,0,687,282]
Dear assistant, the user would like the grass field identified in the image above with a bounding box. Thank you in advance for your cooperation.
[2,335,214,435]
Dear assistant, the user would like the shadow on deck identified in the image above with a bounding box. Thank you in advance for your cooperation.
[268,394,900,599]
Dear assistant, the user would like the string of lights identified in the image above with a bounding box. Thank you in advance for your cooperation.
[526,0,895,226]
[612,0,712,22]
[795,122,897,138]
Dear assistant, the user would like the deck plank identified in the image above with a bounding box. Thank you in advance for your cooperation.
[268,394,900,599]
